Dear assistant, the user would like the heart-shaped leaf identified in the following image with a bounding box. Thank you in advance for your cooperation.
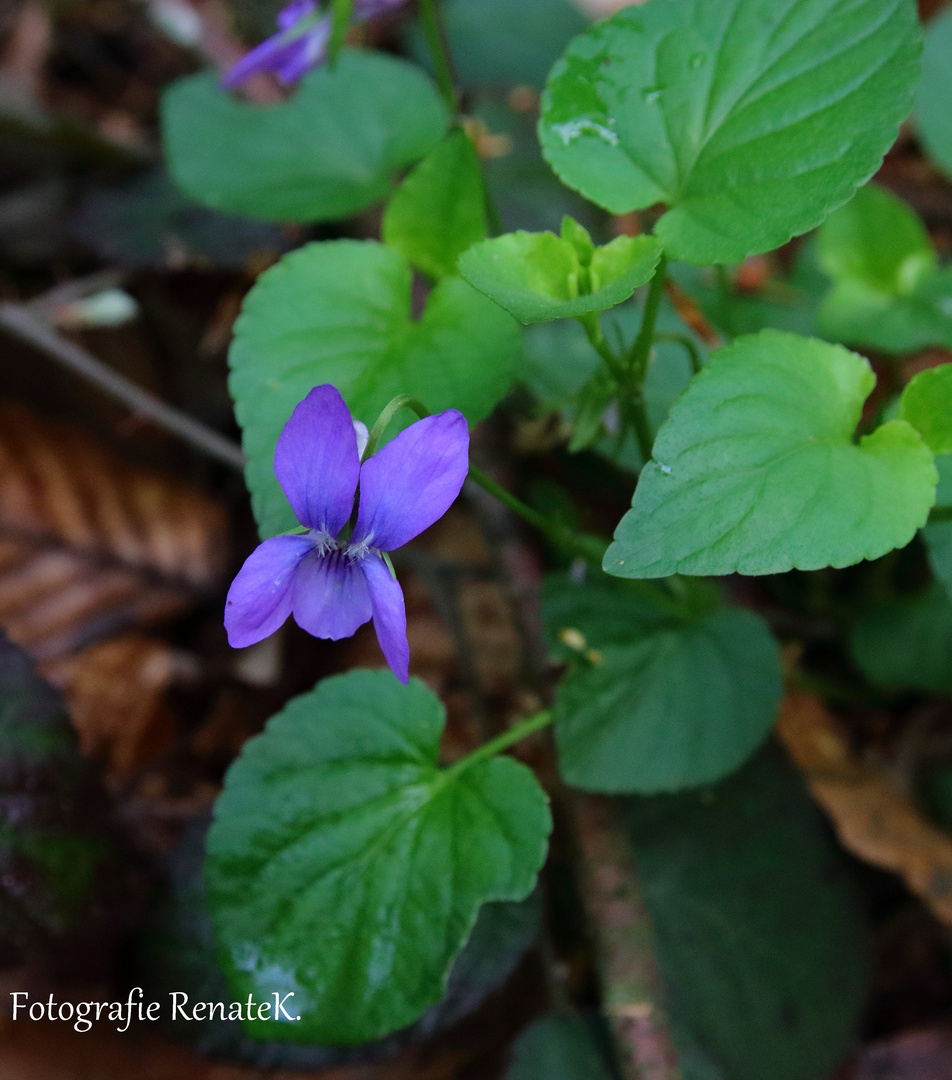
[604,330,937,579]
[817,184,952,353]
[543,574,781,793]
[899,364,952,454]
[539,0,921,265]
[918,6,952,180]
[382,129,488,280]
[162,51,448,223]
[229,240,521,536]
[205,670,551,1046]
[625,745,870,1080]
[459,228,662,323]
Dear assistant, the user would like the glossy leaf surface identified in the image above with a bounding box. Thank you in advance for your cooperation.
[205,670,551,1045]
[539,0,921,264]
[543,574,781,793]
[163,52,448,223]
[605,331,937,579]
[230,240,520,536]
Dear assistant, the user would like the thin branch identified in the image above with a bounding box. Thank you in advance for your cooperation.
[0,302,246,471]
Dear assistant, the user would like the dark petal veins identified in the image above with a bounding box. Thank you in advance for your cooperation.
[225,535,313,647]
[292,548,373,640]
[274,384,360,536]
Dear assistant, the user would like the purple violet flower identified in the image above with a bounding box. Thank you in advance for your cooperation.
[224,384,469,683]
[222,0,407,89]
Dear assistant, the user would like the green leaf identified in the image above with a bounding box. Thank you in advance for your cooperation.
[410,0,589,89]
[505,1016,615,1080]
[918,6,952,180]
[162,51,448,224]
[898,364,952,454]
[816,184,952,353]
[851,583,952,693]
[605,330,937,579]
[229,240,521,536]
[459,228,661,323]
[543,574,781,794]
[142,821,541,1065]
[205,670,551,1045]
[539,0,921,265]
[382,130,488,280]
[626,744,870,1080]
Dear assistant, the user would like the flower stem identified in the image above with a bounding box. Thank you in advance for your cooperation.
[419,0,457,112]
[929,505,952,524]
[363,394,430,460]
[580,312,625,383]
[653,331,703,375]
[467,464,608,565]
[328,0,354,65]
[445,710,553,779]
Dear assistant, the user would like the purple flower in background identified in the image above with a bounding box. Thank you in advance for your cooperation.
[222,0,407,89]
[225,385,469,683]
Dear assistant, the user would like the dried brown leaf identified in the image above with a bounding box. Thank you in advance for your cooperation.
[39,634,195,781]
[778,693,952,925]
[0,402,226,660]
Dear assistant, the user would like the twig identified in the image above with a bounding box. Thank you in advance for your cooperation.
[569,793,682,1080]
[0,302,246,471]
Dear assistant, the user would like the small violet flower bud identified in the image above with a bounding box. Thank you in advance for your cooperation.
[222,0,408,89]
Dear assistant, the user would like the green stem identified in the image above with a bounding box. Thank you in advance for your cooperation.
[328,0,355,65]
[623,254,668,463]
[419,0,457,112]
[445,710,553,779]
[930,505,952,524]
[580,313,625,383]
[654,331,702,375]
[363,394,430,460]
[468,464,608,565]
[627,254,668,378]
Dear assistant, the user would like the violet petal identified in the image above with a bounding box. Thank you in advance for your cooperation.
[225,534,313,648]
[353,410,469,552]
[362,555,409,683]
[292,549,373,640]
[277,0,316,31]
[221,32,304,89]
[275,18,331,84]
[274,384,360,536]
